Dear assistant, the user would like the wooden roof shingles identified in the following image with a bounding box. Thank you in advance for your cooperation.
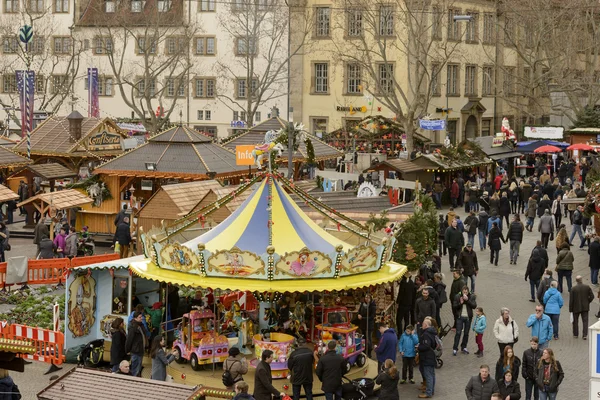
[0,184,18,202]
[0,146,31,168]
[17,189,93,210]
[28,163,78,180]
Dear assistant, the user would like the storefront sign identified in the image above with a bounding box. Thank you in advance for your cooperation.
[419,119,446,131]
[87,130,123,151]
[491,137,504,147]
[336,105,367,113]
[524,126,564,139]
[235,145,256,166]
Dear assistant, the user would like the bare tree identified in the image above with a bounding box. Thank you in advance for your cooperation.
[0,8,82,128]
[81,0,198,132]
[215,0,314,129]
[330,0,463,153]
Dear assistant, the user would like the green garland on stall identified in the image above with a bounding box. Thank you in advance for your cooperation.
[67,174,112,207]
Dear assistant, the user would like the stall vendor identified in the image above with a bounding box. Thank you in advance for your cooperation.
[145,302,164,342]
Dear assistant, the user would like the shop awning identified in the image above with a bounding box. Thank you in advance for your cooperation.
[71,255,145,271]
[470,136,522,161]
[489,151,523,160]
[517,140,569,154]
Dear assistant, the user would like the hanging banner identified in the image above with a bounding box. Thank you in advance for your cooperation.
[16,70,35,158]
[419,119,446,130]
[88,68,99,118]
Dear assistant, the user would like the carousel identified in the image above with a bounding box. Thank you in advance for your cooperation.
[64,132,407,396]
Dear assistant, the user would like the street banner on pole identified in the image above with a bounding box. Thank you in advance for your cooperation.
[88,68,99,118]
[16,70,35,158]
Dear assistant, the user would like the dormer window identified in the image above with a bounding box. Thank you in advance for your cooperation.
[104,0,115,12]
[131,0,143,12]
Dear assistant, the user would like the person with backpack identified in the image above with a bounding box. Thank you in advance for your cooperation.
[417,319,438,398]
[457,243,478,293]
[398,324,419,384]
[472,307,487,358]
[223,347,248,390]
[526,249,546,303]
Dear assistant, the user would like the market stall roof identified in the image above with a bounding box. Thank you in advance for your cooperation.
[568,127,600,134]
[337,115,432,143]
[516,140,569,153]
[0,146,30,168]
[17,189,93,210]
[72,255,145,271]
[26,163,78,180]
[36,368,198,400]
[412,153,492,171]
[0,136,17,147]
[0,184,18,202]
[12,114,127,157]
[469,136,522,161]
[221,117,343,162]
[373,159,427,174]
[95,125,248,179]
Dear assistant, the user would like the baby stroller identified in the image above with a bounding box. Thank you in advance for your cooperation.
[77,339,105,368]
[341,376,375,400]
[433,323,452,369]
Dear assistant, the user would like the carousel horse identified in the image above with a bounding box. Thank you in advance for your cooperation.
[251,142,285,169]
[262,307,279,334]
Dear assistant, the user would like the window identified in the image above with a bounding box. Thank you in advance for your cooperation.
[504,18,514,46]
[104,0,115,12]
[313,62,328,93]
[205,110,211,120]
[137,37,157,54]
[346,63,361,94]
[315,7,330,37]
[448,9,460,41]
[240,111,246,121]
[481,119,491,136]
[431,63,440,95]
[255,112,261,122]
[28,0,43,13]
[482,66,493,96]
[524,25,533,48]
[465,65,477,96]
[131,0,143,12]
[195,126,216,136]
[378,63,394,94]
[93,37,113,54]
[157,0,170,11]
[4,0,18,12]
[197,110,204,120]
[166,78,185,97]
[447,64,459,95]
[466,12,478,42]
[199,0,214,11]
[231,0,246,12]
[165,37,185,55]
[432,6,442,40]
[51,74,68,94]
[236,78,258,99]
[347,9,362,37]
[483,13,494,44]
[3,36,18,53]
[53,36,72,54]
[236,36,256,55]
[53,0,67,12]
[194,77,215,98]
[28,36,44,54]
[136,78,156,97]
[86,76,114,96]
[195,37,215,55]
[379,5,394,36]
[503,67,515,96]
[2,74,16,93]
[311,117,327,135]
[232,111,238,121]
[35,74,44,93]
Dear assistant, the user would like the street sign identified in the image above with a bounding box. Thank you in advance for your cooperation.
[18,25,33,44]
[419,119,446,131]
[235,145,255,166]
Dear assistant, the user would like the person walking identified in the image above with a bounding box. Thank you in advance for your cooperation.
[508,214,524,264]
[542,282,563,340]
[500,192,511,227]
[415,288,437,327]
[438,214,448,257]
[375,359,399,400]
[495,345,522,383]
[451,178,460,208]
[488,222,506,266]
[479,191,491,213]
[398,324,418,384]
[114,216,132,259]
[396,274,415,333]
[125,311,147,377]
[522,337,543,400]
[445,219,464,270]
[538,210,555,250]
[538,195,552,219]
[537,270,556,304]
[498,370,522,400]
[472,307,487,358]
[569,205,585,248]
[417,319,438,398]
[509,181,520,214]
[490,192,501,217]
[64,226,78,259]
[488,211,503,233]
[535,349,564,400]
[109,317,127,373]
[316,341,346,400]
[464,211,479,247]
[551,195,562,228]
[452,285,477,356]
[521,181,532,214]
[555,243,574,293]
[150,335,177,381]
[457,244,478,293]
[525,249,546,303]
[53,226,67,258]
[357,293,376,357]
[526,195,539,232]
[569,275,594,340]
[465,364,500,400]
[374,322,397,372]
[114,204,129,228]
[33,217,49,252]
[554,225,568,255]
[432,273,447,327]
[254,350,285,400]
[589,236,600,285]
[526,305,553,350]
[450,269,466,329]
[288,337,313,400]
[223,347,249,390]
[478,210,490,250]
[494,308,519,355]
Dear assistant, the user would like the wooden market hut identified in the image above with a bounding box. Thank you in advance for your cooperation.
[368,158,431,182]
[86,125,250,235]
[11,111,128,171]
[221,116,343,177]
[0,147,31,180]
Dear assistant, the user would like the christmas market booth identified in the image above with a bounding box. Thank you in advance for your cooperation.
[467,136,522,177]
[367,158,431,183]
[78,124,250,235]
[0,146,30,172]
[64,169,406,395]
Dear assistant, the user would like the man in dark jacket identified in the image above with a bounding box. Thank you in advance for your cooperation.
[456,244,478,293]
[374,322,397,371]
[531,240,548,269]
[570,275,595,339]
[254,350,285,400]
[438,214,448,256]
[452,286,477,356]
[507,214,524,264]
[415,288,436,326]
[477,210,489,250]
[114,217,132,259]
[536,269,556,304]
[125,311,147,377]
[445,219,464,270]
[396,274,415,333]
[569,205,585,248]
[525,249,545,302]
[33,218,49,251]
[451,179,460,208]
[589,236,600,285]
[465,365,499,400]
[38,235,56,259]
[288,338,314,400]
[316,341,346,400]
[522,337,542,400]
[417,319,437,398]
[450,269,466,327]
[114,204,129,227]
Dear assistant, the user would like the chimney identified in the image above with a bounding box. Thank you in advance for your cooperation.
[270,106,279,118]
[67,110,84,142]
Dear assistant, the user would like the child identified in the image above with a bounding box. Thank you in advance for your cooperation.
[397,324,419,384]
[472,307,487,358]
[232,381,255,400]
